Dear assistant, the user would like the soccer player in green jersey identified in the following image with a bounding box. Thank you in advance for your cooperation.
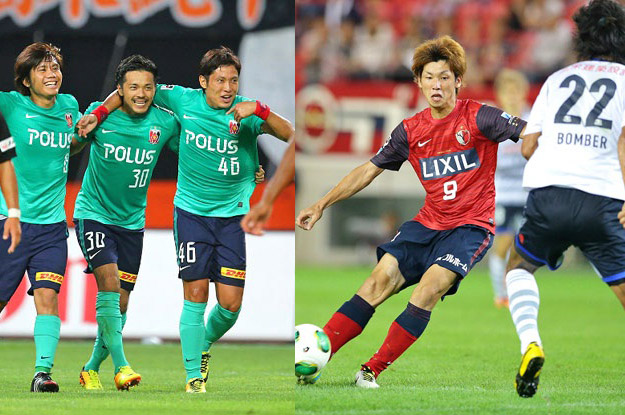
[80,46,294,393]
[73,55,180,391]
[0,111,21,253]
[0,43,86,392]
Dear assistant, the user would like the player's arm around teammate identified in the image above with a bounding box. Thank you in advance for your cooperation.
[73,56,182,391]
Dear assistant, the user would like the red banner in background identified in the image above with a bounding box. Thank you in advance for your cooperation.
[0,0,266,29]
[296,81,540,156]
[64,180,295,230]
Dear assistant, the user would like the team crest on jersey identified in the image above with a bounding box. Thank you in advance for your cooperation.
[65,113,73,127]
[229,119,240,135]
[455,127,470,145]
[149,127,161,144]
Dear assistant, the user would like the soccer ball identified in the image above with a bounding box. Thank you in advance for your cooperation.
[295,324,331,384]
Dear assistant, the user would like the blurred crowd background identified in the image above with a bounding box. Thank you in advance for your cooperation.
[296,0,586,88]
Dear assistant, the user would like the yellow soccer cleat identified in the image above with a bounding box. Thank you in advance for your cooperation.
[200,352,211,383]
[515,342,545,398]
[186,377,206,393]
[114,366,141,391]
[79,367,103,390]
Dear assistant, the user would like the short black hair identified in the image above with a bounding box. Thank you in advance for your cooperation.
[198,46,241,78]
[572,0,625,64]
[115,55,158,86]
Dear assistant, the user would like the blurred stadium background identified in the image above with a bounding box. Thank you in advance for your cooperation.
[0,0,295,343]
[295,0,592,266]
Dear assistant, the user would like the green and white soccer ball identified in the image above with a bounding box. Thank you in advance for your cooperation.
[295,324,331,384]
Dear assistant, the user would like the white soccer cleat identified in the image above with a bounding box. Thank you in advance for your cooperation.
[354,366,379,389]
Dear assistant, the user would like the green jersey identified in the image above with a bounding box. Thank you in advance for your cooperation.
[73,102,180,229]
[0,91,79,224]
[154,84,264,217]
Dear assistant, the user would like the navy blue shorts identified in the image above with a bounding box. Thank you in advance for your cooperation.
[495,204,525,234]
[74,219,144,292]
[515,186,625,285]
[0,220,68,301]
[174,207,246,288]
[377,220,493,297]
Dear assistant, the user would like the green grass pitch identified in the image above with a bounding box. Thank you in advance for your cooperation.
[296,264,625,415]
[0,341,292,415]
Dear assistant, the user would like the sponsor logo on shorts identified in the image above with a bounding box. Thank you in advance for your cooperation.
[436,254,468,272]
[221,267,246,280]
[229,119,240,135]
[35,272,64,285]
[119,271,137,284]
[149,127,161,144]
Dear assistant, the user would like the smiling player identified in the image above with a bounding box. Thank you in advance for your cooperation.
[73,55,180,391]
[0,42,83,392]
[77,46,293,393]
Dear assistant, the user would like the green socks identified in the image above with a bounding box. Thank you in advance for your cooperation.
[203,304,240,352]
[34,315,61,375]
[94,292,129,373]
[180,300,207,381]
[85,312,127,372]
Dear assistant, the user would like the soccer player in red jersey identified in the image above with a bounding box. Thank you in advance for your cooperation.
[296,35,527,388]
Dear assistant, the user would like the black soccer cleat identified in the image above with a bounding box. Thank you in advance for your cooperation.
[31,372,59,393]
[515,342,545,398]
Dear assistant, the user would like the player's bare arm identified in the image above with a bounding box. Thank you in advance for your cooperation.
[242,139,295,235]
[616,127,625,228]
[76,90,122,137]
[521,130,539,160]
[296,161,383,231]
[0,160,20,253]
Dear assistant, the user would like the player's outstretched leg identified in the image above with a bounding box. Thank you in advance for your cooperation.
[506,266,543,397]
[32,289,61,393]
[323,294,375,357]
[323,254,404,359]
[357,302,431,388]
[356,264,453,388]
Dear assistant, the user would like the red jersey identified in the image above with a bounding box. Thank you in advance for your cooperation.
[371,99,526,233]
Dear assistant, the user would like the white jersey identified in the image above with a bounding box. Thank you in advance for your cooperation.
[524,60,625,201]
[495,110,530,205]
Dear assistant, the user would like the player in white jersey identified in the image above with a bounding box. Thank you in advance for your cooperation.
[504,0,625,398]
[488,69,530,308]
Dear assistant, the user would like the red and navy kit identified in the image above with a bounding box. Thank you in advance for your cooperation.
[371,99,526,234]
